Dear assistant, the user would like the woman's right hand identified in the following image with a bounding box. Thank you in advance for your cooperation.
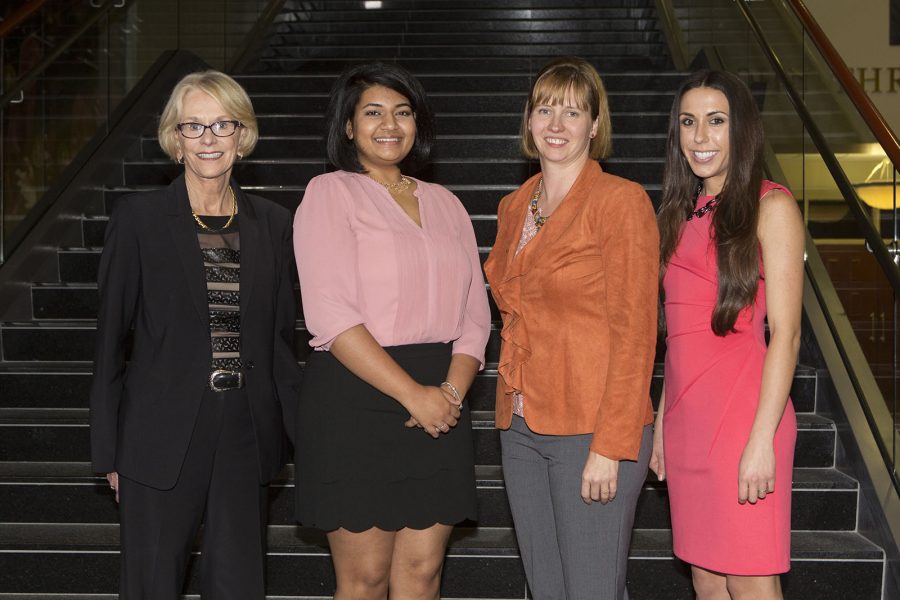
[403,385,460,438]
[106,471,120,503]
[649,417,665,481]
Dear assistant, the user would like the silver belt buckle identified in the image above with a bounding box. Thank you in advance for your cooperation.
[209,369,243,391]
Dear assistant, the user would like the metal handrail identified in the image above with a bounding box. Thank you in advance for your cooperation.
[786,0,900,173]
[731,0,900,299]
[0,0,49,39]
[0,0,128,108]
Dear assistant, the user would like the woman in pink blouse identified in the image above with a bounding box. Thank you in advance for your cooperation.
[293,62,491,600]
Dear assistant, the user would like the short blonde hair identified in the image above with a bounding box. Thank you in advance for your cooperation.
[157,70,258,162]
[520,57,612,160]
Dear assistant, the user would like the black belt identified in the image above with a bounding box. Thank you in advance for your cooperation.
[209,369,244,392]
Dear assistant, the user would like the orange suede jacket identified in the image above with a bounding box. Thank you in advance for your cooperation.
[484,161,658,461]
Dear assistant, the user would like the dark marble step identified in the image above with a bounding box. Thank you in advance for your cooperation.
[121,158,665,189]
[56,243,494,285]
[140,134,668,161]
[99,185,582,219]
[0,321,502,364]
[250,54,673,74]
[265,30,664,47]
[0,408,836,468]
[233,72,685,94]
[273,16,660,35]
[0,523,883,599]
[253,42,669,60]
[267,31,663,51]
[248,90,675,114]
[0,461,858,532]
[0,359,817,414]
[278,5,659,22]
[90,186,659,229]
[157,113,666,137]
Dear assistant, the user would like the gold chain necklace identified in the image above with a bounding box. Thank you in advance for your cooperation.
[193,186,237,232]
[367,173,413,193]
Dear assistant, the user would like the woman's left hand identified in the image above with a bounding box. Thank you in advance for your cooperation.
[738,437,776,504]
[403,387,460,434]
[581,451,619,505]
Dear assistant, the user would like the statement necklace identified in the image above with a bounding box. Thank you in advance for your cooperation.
[529,177,548,230]
[687,182,720,221]
[193,186,237,232]
[368,173,413,193]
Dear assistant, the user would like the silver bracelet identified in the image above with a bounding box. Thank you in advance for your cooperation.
[440,381,463,407]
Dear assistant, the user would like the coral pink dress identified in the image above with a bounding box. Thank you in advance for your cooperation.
[662,181,797,575]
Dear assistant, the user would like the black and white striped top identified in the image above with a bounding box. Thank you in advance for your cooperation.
[195,216,241,371]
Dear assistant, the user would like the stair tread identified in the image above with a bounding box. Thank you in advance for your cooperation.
[0,523,881,560]
[0,407,835,429]
[0,460,858,490]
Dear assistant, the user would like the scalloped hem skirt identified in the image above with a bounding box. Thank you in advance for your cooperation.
[294,342,477,532]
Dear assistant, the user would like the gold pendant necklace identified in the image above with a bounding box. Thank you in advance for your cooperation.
[193,186,237,232]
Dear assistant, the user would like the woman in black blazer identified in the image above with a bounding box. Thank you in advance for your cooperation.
[89,70,300,600]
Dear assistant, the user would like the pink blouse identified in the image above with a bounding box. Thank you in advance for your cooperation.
[294,170,491,366]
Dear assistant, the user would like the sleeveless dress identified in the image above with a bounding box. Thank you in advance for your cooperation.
[662,181,797,575]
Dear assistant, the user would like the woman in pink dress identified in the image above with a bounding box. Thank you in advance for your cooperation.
[650,70,804,599]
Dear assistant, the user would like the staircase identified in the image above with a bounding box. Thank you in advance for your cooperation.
[0,0,888,598]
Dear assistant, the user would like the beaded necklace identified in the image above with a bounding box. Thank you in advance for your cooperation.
[529,178,548,230]
[687,182,720,221]
[367,173,413,193]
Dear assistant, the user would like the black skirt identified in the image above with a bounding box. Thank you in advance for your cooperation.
[294,342,477,532]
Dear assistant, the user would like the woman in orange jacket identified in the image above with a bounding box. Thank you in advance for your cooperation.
[484,57,659,599]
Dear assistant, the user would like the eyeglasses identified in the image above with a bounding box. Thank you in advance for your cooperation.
[176,120,243,138]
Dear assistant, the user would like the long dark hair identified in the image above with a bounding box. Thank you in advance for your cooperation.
[658,70,765,336]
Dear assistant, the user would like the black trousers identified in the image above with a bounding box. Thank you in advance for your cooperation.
[118,388,267,600]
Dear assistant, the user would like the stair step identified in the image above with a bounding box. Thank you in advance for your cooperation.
[0,461,858,532]
[264,31,665,46]
[0,321,503,363]
[233,72,686,94]
[140,134,668,161]
[120,159,664,189]
[0,523,882,599]
[249,91,676,114]
[0,361,817,414]
[0,408,837,468]
[255,55,673,74]
[273,17,660,34]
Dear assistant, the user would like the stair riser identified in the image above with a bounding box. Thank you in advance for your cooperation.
[265,31,665,45]
[0,552,882,599]
[141,136,668,161]
[274,18,661,34]
[0,481,858,531]
[255,55,673,74]
[121,160,665,188]
[0,423,836,467]
[0,369,816,414]
[0,325,501,364]
[234,73,685,94]
[249,92,675,114]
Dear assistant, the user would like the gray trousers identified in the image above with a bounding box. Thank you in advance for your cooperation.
[501,416,652,600]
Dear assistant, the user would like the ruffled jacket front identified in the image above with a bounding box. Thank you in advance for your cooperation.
[483,160,658,461]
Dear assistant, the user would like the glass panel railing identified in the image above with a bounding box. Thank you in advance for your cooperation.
[667,0,900,476]
[0,0,282,263]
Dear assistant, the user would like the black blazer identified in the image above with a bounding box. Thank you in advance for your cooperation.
[90,174,301,490]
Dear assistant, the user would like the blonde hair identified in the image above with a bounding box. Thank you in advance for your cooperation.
[157,70,258,161]
[519,57,612,160]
